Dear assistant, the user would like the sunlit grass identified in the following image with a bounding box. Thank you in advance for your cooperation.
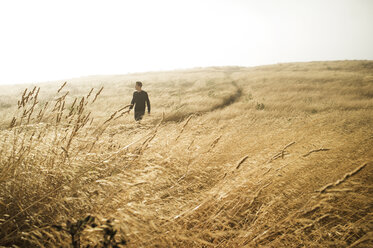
[0,60,372,247]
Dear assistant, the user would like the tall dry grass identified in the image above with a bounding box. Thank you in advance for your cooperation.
[0,60,372,247]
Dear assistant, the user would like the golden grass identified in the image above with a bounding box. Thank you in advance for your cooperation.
[0,60,372,247]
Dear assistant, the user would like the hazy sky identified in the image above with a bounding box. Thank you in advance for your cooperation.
[0,0,372,85]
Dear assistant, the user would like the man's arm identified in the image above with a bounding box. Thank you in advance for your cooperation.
[146,92,151,113]
[129,92,136,110]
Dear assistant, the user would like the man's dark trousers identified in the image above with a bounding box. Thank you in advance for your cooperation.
[134,111,145,121]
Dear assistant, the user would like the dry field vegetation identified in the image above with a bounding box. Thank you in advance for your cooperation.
[0,60,372,247]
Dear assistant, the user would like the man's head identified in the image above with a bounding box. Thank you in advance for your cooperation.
[135,81,142,91]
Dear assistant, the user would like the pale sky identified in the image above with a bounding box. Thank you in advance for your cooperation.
[0,0,372,85]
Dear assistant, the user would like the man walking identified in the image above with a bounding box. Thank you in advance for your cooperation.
[129,81,151,121]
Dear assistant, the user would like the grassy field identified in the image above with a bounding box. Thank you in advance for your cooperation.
[0,60,372,247]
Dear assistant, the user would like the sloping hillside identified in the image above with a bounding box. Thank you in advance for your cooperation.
[0,60,372,247]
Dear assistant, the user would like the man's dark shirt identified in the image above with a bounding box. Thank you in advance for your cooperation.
[129,90,150,113]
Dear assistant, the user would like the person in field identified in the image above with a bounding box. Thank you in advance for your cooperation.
[129,81,151,121]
